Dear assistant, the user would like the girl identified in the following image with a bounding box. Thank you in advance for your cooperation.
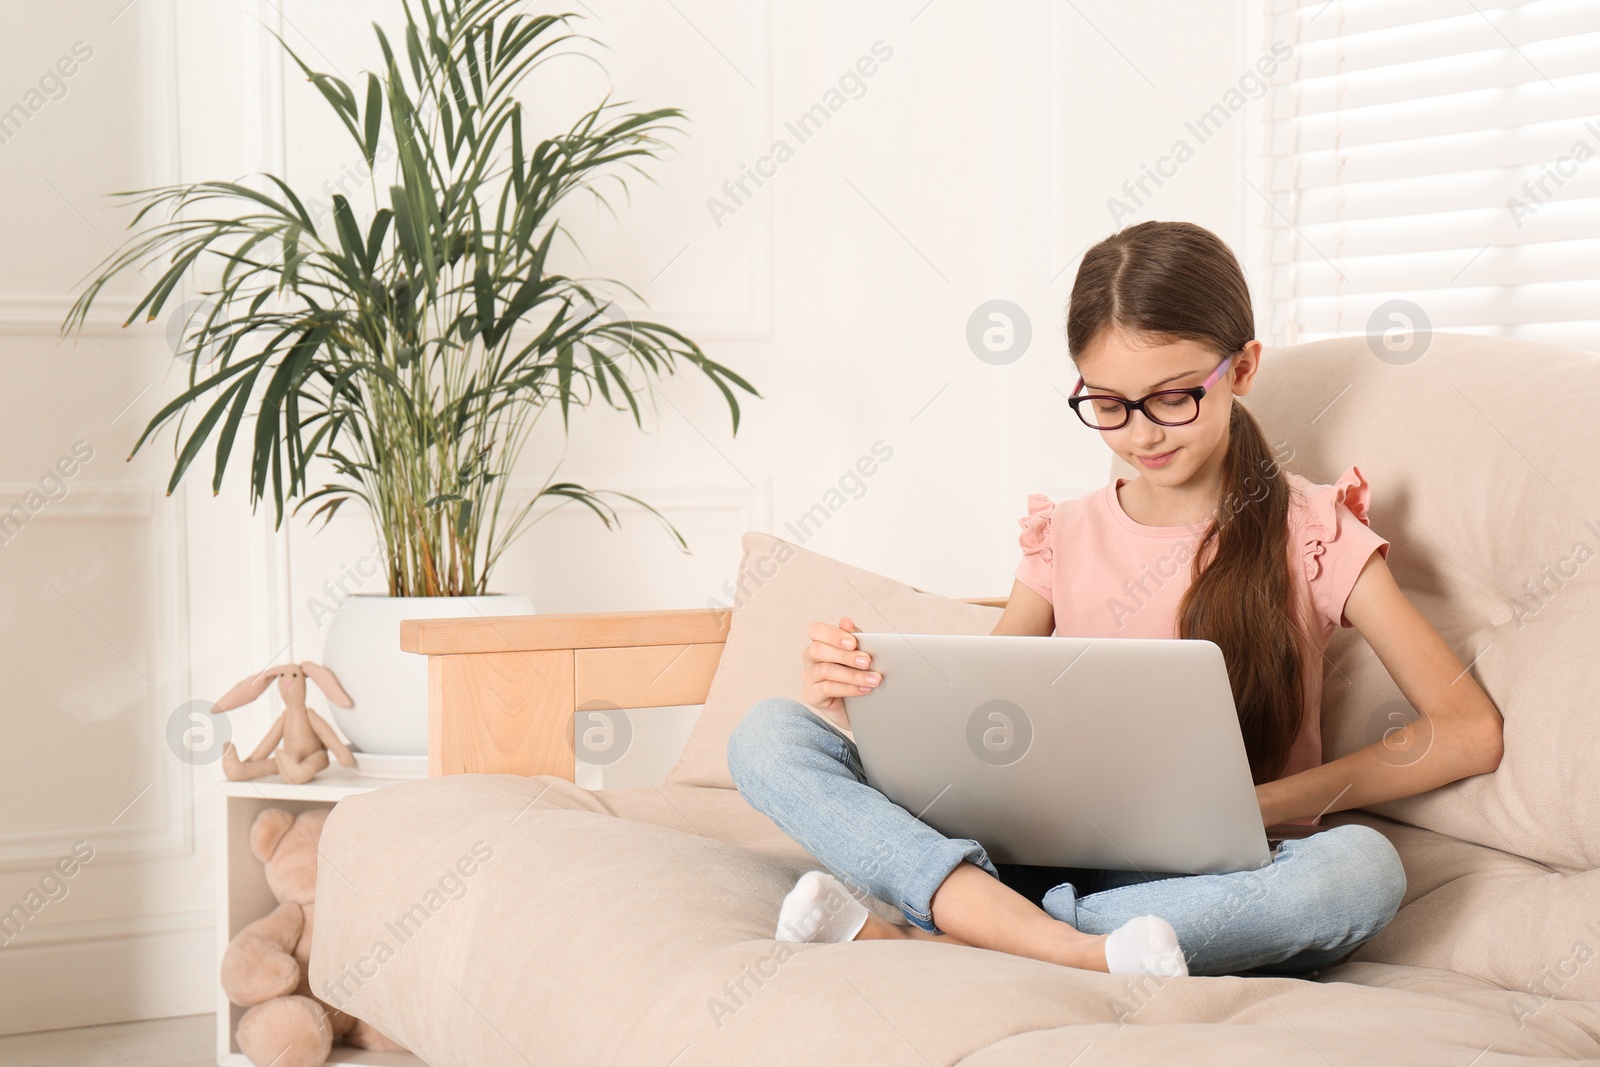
[726,220,1505,978]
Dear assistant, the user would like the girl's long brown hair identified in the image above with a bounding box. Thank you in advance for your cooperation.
[1066,220,1304,784]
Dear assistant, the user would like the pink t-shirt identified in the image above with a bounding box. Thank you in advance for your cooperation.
[1013,464,1390,828]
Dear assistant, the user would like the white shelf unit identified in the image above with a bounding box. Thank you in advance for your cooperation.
[215,767,427,1067]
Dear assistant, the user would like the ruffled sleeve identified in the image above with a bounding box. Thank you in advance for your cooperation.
[1014,493,1055,603]
[1301,465,1391,630]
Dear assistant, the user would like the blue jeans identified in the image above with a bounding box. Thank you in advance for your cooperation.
[726,697,1407,978]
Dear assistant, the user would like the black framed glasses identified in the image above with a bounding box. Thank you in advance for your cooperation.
[1067,350,1239,431]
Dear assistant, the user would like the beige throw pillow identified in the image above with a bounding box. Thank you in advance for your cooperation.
[1242,334,1600,871]
[663,531,1004,789]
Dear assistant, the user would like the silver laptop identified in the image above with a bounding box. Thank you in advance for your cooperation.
[841,632,1274,874]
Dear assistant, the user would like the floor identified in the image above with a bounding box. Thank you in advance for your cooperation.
[0,1013,214,1066]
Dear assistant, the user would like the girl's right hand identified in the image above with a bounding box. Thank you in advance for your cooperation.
[801,615,881,732]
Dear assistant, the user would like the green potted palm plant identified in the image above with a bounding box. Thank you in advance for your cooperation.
[62,0,759,763]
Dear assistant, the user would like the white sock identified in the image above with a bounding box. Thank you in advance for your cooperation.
[1103,915,1189,977]
[775,871,870,943]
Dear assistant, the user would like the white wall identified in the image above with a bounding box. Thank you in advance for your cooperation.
[0,0,1266,1030]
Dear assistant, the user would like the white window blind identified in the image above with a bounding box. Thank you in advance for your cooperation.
[1260,0,1600,352]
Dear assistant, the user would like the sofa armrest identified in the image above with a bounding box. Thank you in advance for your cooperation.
[399,598,1008,779]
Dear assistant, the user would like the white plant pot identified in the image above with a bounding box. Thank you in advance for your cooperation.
[319,592,535,756]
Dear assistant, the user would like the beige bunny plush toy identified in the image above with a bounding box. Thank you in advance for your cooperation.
[212,662,357,784]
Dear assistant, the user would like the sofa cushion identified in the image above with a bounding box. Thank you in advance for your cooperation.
[663,530,1003,789]
[1241,333,1600,871]
[1326,810,1600,1006]
[310,773,1600,1065]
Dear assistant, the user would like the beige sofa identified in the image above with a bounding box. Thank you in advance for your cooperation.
[309,332,1600,1064]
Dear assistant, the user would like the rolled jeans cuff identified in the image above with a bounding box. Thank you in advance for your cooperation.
[897,836,1000,934]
